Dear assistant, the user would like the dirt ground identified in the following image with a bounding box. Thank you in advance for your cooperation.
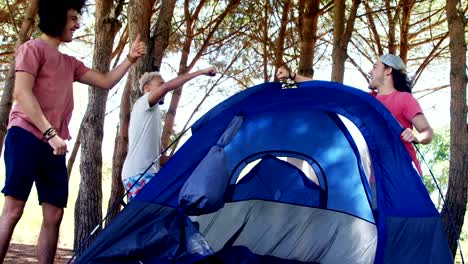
[4,243,74,264]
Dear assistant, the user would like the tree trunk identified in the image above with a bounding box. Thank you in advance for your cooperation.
[0,0,37,155]
[331,0,360,83]
[74,0,122,253]
[262,0,270,82]
[331,0,345,83]
[364,1,383,56]
[385,0,399,54]
[106,122,125,223]
[111,25,129,60]
[160,0,241,151]
[66,125,82,178]
[399,0,415,62]
[106,0,155,225]
[442,0,468,256]
[128,0,155,106]
[297,0,319,78]
[273,0,291,80]
[152,0,176,71]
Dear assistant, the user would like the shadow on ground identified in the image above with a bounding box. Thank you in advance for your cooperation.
[4,243,73,264]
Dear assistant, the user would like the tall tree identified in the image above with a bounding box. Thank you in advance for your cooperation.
[398,0,415,62]
[107,0,157,224]
[385,0,399,55]
[0,0,37,155]
[152,0,177,71]
[273,0,291,80]
[330,0,360,83]
[0,0,31,66]
[350,0,451,88]
[74,0,124,252]
[235,1,289,82]
[442,0,468,256]
[260,0,271,82]
[297,0,320,78]
[160,0,241,152]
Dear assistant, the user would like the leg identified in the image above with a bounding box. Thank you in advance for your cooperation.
[35,139,67,264]
[1,127,41,263]
[0,196,26,263]
[37,203,63,264]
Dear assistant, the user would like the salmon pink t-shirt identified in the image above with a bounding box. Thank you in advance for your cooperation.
[372,91,423,175]
[9,39,90,140]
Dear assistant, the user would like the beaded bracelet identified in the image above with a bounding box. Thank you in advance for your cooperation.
[43,127,57,141]
[45,133,57,141]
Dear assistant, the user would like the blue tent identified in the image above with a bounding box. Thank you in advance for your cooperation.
[75,81,452,264]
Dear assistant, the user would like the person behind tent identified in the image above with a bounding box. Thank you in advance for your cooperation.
[276,54,433,176]
[0,0,146,263]
[121,67,217,199]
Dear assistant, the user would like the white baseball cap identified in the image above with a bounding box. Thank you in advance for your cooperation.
[379,54,406,73]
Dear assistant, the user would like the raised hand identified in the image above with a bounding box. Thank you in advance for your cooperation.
[203,66,217,77]
[129,34,146,61]
[276,66,290,79]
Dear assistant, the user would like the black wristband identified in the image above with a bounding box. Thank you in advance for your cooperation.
[45,133,57,141]
[43,127,54,137]
[43,127,57,141]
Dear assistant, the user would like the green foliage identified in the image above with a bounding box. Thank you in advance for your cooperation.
[0,0,28,83]
[418,127,450,206]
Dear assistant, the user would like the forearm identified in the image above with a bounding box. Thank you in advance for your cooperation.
[100,58,134,89]
[415,128,433,144]
[411,114,433,144]
[292,73,313,83]
[277,67,312,83]
[162,69,205,92]
[82,34,146,89]
[148,67,215,106]
[147,70,198,106]
[15,90,52,133]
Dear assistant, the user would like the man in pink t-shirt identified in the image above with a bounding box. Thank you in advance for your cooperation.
[0,0,146,263]
[368,54,433,175]
[275,55,433,176]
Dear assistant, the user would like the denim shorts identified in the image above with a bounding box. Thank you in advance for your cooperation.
[2,126,68,208]
[122,173,156,200]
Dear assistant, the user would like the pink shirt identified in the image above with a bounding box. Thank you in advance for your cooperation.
[372,91,423,174]
[9,39,90,140]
